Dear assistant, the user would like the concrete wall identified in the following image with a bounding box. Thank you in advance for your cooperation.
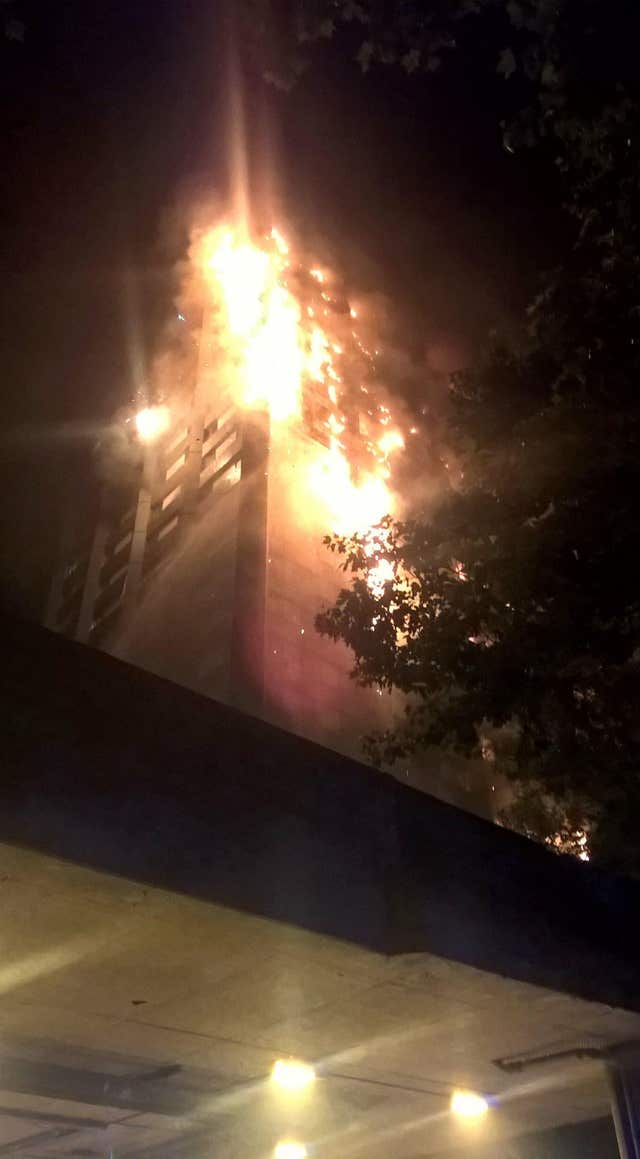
[2,613,640,1014]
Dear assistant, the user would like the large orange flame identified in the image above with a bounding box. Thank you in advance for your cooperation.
[199,223,405,537]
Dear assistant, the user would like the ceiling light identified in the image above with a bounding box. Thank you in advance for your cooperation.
[450,1089,489,1119]
[274,1141,308,1159]
[271,1058,316,1092]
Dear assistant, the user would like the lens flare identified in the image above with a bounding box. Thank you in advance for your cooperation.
[134,405,170,443]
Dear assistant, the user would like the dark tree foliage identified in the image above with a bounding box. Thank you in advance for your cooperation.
[2,0,24,41]
[314,2,640,870]
[245,0,640,870]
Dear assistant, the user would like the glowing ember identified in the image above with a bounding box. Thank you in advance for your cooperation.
[199,222,406,536]
[135,405,170,443]
[547,827,591,861]
[378,430,405,457]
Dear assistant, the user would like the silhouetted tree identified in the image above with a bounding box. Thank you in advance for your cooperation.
[242,0,640,869]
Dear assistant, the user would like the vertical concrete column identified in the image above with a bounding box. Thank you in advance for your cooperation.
[230,409,269,716]
[608,1044,640,1159]
[179,303,208,515]
[180,411,204,516]
[75,519,110,643]
[123,447,157,607]
[44,565,65,632]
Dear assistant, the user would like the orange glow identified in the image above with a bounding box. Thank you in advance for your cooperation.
[198,222,405,536]
[308,446,390,536]
[135,405,170,443]
[366,555,395,597]
[378,430,405,457]
[204,227,302,422]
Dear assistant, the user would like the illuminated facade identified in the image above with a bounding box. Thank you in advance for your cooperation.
[45,391,492,814]
[45,339,399,766]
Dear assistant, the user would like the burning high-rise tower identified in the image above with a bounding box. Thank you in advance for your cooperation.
[46,222,490,810]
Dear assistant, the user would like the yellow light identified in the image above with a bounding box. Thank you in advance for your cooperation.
[195,221,399,536]
[378,429,405,457]
[271,226,289,256]
[450,1090,489,1119]
[274,1142,307,1159]
[271,1059,316,1092]
[134,405,170,443]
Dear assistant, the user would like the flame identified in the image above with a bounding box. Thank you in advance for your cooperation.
[308,447,390,536]
[205,227,302,422]
[378,430,404,457]
[366,555,395,598]
[199,223,404,537]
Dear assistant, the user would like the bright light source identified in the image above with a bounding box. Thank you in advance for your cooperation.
[450,1090,489,1119]
[271,1059,316,1092]
[274,1141,307,1159]
[134,405,170,443]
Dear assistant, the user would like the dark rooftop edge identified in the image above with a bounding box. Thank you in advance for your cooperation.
[2,613,638,1011]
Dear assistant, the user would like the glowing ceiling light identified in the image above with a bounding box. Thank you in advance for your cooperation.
[450,1090,490,1119]
[274,1141,308,1159]
[134,405,170,443]
[271,1059,316,1092]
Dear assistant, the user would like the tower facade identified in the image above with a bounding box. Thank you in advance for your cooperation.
[45,354,397,764]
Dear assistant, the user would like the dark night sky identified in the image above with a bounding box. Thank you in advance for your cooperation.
[0,0,561,618]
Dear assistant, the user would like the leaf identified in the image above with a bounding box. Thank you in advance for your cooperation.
[402,47,421,74]
[506,0,525,28]
[497,47,517,79]
[4,14,24,40]
[341,1,367,21]
[541,60,560,89]
[356,39,374,71]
